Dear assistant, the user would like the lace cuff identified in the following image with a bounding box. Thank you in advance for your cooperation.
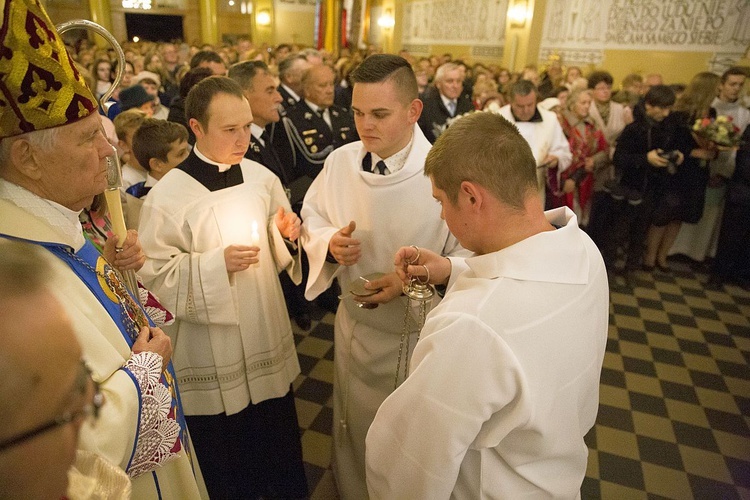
[123,351,181,478]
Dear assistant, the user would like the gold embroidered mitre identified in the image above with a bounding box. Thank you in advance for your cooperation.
[0,0,96,139]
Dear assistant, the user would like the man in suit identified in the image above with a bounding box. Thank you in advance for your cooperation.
[282,64,359,179]
[418,62,474,143]
[229,61,313,330]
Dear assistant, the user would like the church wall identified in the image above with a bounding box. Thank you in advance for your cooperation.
[394,0,749,84]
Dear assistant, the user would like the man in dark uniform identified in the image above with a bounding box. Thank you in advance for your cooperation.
[277,55,311,111]
[418,62,474,143]
[229,61,313,330]
[282,64,359,179]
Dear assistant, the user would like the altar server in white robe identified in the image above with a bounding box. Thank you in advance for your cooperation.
[301,54,466,499]
[498,79,572,208]
[367,112,609,499]
[138,76,308,499]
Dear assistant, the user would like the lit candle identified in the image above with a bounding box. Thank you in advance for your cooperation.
[251,221,260,268]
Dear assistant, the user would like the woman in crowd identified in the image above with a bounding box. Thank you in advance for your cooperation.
[643,72,719,271]
[91,58,113,100]
[557,88,610,231]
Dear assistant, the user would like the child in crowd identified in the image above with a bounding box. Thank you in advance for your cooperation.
[127,119,190,199]
[113,109,149,188]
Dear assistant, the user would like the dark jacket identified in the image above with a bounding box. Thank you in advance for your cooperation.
[417,89,473,143]
[281,100,358,178]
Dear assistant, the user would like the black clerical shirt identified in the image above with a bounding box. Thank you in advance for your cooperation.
[178,150,243,192]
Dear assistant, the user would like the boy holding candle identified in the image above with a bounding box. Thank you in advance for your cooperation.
[137,76,308,499]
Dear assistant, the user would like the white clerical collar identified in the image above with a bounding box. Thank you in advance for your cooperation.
[281,83,301,102]
[250,123,268,147]
[144,173,159,188]
[371,133,414,175]
[193,144,234,172]
[0,180,86,251]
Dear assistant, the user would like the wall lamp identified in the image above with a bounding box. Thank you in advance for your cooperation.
[256,9,271,26]
[377,10,395,29]
[509,0,529,28]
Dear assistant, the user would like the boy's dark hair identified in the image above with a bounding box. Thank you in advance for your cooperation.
[132,119,189,171]
[179,67,214,99]
[587,71,614,89]
[350,54,417,103]
[644,85,676,107]
[185,76,244,128]
[721,66,748,83]
[189,50,224,69]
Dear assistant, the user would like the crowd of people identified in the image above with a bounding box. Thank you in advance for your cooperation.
[0,0,748,496]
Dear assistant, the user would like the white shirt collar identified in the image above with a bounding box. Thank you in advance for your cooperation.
[440,93,456,110]
[370,133,414,175]
[467,207,589,285]
[144,173,159,188]
[250,123,266,145]
[193,144,234,172]
[281,83,301,102]
[0,180,86,251]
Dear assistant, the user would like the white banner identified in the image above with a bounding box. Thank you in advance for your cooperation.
[402,0,508,46]
[541,0,749,55]
[275,0,315,13]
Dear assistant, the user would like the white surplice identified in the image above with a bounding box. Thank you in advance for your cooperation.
[366,208,609,499]
[138,157,301,416]
[301,124,466,499]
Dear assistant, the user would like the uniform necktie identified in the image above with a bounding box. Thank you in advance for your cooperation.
[362,152,387,175]
[447,100,456,116]
[260,129,271,147]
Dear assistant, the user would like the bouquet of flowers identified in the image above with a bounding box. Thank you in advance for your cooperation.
[692,115,743,148]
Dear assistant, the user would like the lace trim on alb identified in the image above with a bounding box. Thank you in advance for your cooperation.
[124,351,181,478]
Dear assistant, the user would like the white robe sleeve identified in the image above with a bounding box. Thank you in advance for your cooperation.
[365,314,524,499]
[267,176,302,284]
[138,203,238,326]
[300,166,343,301]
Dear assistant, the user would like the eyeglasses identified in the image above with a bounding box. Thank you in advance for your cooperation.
[0,361,104,452]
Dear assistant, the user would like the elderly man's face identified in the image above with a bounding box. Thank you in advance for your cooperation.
[304,66,335,108]
[436,69,463,101]
[0,288,86,499]
[34,113,113,211]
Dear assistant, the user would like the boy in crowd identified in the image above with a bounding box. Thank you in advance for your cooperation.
[113,109,149,189]
[128,119,190,199]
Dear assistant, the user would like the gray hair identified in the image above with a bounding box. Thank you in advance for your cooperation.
[434,62,460,83]
[0,127,60,173]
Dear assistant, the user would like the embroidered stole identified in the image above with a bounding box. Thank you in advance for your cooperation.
[38,240,190,468]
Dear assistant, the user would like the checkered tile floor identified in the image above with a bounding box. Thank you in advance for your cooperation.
[291,258,750,499]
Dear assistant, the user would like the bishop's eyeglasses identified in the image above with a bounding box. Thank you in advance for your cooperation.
[0,360,104,452]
